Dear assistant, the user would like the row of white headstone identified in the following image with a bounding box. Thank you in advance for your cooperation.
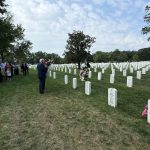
[29,61,150,75]
[49,71,150,123]
[49,70,134,88]
[49,63,149,83]
[50,61,150,70]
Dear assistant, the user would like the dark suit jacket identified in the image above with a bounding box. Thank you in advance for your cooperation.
[37,63,48,79]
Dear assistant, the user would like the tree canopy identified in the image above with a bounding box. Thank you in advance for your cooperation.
[142,5,150,41]
[0,0,32,63]
[92,48,150,63]
[64,30,96,68]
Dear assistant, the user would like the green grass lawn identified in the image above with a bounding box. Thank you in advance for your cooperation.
[0,67,150,150]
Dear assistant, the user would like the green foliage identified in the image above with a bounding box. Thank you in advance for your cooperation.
[64,30,96,68]
[0,0,32,62]
[46,53,64,64]
[93,48,150,62]
[93,51,110,62]
[27,51,64,64]
[142,5,150,41]
[138,47,150,61]
[34,51,47,63]
[132,53,139,61]
[14,40,32,63]
[108,49,128,62]
[0,0,7,15]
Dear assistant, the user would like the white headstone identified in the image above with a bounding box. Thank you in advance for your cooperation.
[74,69,77,75]
[112,69,115,75]
[73,78,77,89]
[130,67,134,73]
[94,68,97,72]
[127,76,133,87]
[108,88,117,107]
[69,69,71,74]
[98,72,102,80]
[65,67,67,73]
[49,71,52,77]
[147,99,150,124]
[110,74,115,84]
[102,68,105,74]
[85,81,91,95]
[123,70,127,76]
[137,71,141,79]
[120,67,123,72]
[88,71,92,78]
[142,68,146,74]
[53,72,56,79]
[64,75,68,84]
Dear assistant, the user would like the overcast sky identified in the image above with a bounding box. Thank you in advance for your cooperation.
[7,0,150,56]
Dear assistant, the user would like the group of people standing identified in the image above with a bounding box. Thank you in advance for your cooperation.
[0,62,29,82]
[1,59,91,95]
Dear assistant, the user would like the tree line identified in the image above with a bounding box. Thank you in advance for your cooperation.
[92,48,150,63]
[26,47,150,65]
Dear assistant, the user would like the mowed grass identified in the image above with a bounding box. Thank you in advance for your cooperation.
[0,67,150,150]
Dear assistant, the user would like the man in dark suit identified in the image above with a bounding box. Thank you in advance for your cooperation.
[37,59,51,94]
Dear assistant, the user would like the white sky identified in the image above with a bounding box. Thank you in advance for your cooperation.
[7,0,150,56]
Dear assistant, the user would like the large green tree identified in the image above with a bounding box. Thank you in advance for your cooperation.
[0,15,24,62]
[0,0,32,62]
[13,40,32,63]
[142,5,150,41]
[64,30,96,69]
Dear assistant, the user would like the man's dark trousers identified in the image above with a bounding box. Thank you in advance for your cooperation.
[39,77,46,93]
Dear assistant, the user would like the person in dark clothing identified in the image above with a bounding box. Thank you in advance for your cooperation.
[21,63,28,75]
[9,63,13,77]
[14,64,19,75]
[37,59,51,94]
[86,62,91,68]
